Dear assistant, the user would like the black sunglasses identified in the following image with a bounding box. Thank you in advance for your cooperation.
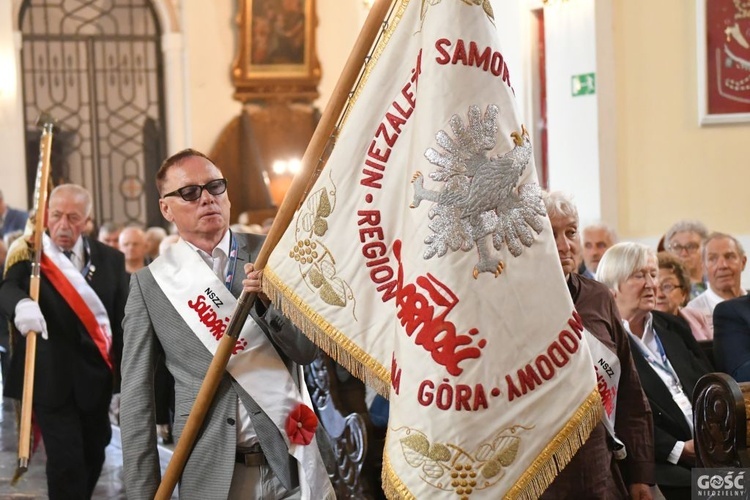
[162,178,228,201]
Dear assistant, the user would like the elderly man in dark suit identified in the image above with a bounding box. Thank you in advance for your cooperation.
[119,149,333,499]
[714,294,750,381]
[0,184,128,499]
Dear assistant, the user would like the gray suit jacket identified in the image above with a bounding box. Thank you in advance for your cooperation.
[119,232,318,500]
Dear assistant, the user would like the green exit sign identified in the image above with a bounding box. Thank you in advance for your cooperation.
[571,73,596,96]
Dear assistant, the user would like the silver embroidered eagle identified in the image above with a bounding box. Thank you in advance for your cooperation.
[410,104,545,278]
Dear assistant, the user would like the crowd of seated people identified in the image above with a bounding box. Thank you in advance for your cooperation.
[551,192,750,497]
[597,242,713,499]
[347,195,747,498]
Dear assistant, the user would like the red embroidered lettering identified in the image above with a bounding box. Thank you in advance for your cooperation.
[468,41,491,70]
[504,314,584,402]
[188,294,230,342]
[473,385,488,411]
[535,354,555,381]
[506,374,523,402]
[418,380,434,406]
[416,379,490,412]
[391,353,402,395]
[435,38,451,64]
[434,38,514,93]
[394,242,485,376]
[455,384,472,410]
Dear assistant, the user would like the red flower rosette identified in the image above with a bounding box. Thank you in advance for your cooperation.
[285,403,318,445]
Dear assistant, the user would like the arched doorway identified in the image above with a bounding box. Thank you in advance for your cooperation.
[19,0,167,227]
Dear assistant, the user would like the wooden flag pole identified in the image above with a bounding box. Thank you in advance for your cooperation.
[12,113,55,484]
[154,0,393,496]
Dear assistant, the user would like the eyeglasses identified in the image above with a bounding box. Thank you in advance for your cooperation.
[162,178,227,201]
[657,283,683,294]
[668,242,700,254]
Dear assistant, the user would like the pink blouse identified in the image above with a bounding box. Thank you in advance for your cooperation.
[679,307,713,341]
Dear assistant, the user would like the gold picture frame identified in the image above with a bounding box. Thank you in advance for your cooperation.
[232,0,322,102]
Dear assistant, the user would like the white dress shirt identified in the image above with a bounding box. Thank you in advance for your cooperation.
[185,230,258,447]
[60,237,85,272]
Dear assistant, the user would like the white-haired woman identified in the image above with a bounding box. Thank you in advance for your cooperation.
[597,242,712,500]
[540,191,653,500]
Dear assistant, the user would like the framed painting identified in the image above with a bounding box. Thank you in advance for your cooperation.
[697,0,750,124]
[232,0,321,102]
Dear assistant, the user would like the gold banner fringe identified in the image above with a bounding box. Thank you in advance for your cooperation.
[382,449,415,500]
[380,389,601,499]
[4,236,31,277]
[263,267,391,398]
[506,388,602,499]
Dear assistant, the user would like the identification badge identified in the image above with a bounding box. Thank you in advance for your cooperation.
[672,390,694,432]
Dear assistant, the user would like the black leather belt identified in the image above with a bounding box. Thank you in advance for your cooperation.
[235,449,267,467]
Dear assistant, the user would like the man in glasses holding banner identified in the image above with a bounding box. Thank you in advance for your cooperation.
[119,149,333,499]
[0,183,128,499]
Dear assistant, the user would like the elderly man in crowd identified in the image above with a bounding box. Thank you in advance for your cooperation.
[664,220,709,299]
[540,191,654,500]
[578,222,617,280]
[97,221,122,251]
[684,232,747,334]
[119,226,149,275]
[144,226,168,262]
[0,184,128,499]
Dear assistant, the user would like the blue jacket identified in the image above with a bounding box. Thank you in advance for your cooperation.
[2,207,29,237]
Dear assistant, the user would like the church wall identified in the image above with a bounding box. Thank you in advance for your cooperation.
[614,0,750,239]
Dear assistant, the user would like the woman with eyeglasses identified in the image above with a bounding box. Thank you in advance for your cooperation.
[664,220,709,300]
[597,242,713,500]
[655,252,713,341]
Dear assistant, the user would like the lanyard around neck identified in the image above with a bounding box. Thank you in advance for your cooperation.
[224,232,238,291]
[634,330,682,389]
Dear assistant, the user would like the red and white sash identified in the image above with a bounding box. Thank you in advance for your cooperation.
[40,234,113,370]
[583,329,625,458]
[149,239,333,499]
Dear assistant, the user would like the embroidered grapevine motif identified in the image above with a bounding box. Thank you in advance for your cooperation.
[397,424,532,498]
[289,174,357,317]
[410,104,545,278]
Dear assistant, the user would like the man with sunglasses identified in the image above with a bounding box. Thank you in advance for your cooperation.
[119,149,333,499]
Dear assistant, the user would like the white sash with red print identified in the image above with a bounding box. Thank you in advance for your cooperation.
[41,234,113,369]
[149,239,332,499]
[584,329,625,458]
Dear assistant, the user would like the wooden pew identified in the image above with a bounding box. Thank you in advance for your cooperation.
[693,372,750,467]
[305,353,385,498]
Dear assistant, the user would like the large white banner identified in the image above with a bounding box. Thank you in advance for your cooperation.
[264,1,600,497]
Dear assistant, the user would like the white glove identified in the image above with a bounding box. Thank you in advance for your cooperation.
[14,299,48,340]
